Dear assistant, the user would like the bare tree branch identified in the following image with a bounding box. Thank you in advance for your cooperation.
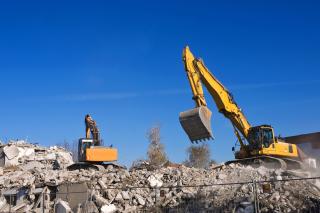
[146,125,168,167]
[184,143,211,169]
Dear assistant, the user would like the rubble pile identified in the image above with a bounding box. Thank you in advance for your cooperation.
[0,142,319,212]
[0,140,73,170]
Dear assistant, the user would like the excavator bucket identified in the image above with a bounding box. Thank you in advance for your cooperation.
[179,106,213,142]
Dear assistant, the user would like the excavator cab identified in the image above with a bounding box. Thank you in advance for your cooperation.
[248,125,275,149]
[179,106,213,142]
[78,138,93,162]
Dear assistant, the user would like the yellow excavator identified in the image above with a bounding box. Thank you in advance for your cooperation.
[179,46,302,169]
[68,115,118,170]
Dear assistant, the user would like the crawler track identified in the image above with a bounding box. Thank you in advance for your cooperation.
[224,156,304,170]
[67,162,125,171]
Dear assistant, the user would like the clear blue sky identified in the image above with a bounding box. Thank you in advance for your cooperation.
[0,0,319,166]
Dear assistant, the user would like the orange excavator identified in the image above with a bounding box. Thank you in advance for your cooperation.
[68,114,118,170]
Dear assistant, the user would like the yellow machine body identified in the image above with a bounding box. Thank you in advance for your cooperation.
[258,140,299,158]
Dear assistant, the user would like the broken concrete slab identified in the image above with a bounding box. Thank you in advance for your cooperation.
[56,182,88,211]
[3,146,19,160]
[21,161,44,171]
[55,199,72,213]
[0,196,7,210]
[121,191,130,200]
[0,140,73,169]
[134,194,145,206]
[101,204,117,213]
[148,174,163,188]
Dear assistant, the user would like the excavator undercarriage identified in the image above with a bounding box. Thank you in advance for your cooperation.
[224,156,304,170]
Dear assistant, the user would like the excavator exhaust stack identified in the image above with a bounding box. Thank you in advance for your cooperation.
[179,106,213,142]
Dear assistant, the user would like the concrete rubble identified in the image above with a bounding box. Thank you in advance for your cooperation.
[0,140,73,170]
[0,141,318,212]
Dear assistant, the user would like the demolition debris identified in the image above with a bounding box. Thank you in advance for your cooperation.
[0,141,319,212]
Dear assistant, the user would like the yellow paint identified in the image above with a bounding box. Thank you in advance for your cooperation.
[260,141,299,158]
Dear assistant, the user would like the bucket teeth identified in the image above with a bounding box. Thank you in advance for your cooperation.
[179,106,213,142]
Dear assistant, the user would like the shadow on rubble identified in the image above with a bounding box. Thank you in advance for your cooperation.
[142,196,320,213]
[142,195,254,213]
[308,197,320,213]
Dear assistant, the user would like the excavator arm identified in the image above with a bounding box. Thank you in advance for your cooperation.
[183,47,207,107]
[180,46,251,143]
[85,116,101,145]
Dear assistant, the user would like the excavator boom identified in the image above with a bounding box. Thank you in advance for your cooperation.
[180,46,250,143]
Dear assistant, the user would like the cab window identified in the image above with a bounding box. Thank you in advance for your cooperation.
[262,129,273,148]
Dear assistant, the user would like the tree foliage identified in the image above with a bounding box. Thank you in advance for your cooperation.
[147,125,168,167]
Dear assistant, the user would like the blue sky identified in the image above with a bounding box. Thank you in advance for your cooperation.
[0,0,319,166]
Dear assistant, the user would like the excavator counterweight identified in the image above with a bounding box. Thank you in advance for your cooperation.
[179,106,213,142]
